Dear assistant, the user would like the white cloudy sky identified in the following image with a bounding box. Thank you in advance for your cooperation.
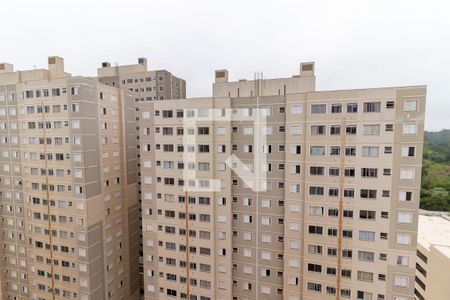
[1,0,449,130]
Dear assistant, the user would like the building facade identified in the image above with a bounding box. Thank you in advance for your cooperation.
[139,63,426,300]
[97,58,186,295]
[0,57,140,300]
[97,58,186,102]
[414,212,450,300]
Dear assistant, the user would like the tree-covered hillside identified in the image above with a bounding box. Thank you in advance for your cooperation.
[421,130,450,211]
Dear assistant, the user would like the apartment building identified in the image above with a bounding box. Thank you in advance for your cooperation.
[0,57,139,300]
[139,62,426,300]
[97,57,186,101]
[414,212,450,300]
[97,58,186,294]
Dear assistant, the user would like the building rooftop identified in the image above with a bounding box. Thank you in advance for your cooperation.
[418,213,450,258]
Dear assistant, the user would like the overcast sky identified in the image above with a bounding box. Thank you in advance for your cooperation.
[1,0,449,130]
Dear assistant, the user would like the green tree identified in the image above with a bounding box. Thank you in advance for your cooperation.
[420,130,450,212]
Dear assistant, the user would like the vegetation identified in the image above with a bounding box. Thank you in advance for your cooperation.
[421,129,450,211]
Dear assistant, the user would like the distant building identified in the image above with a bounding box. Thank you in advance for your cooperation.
[97,57,186,101]
[415,212,450,300]
[97,58,186,295]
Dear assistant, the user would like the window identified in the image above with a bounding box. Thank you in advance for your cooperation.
[330,146,340,155]
[403,123,417,134]
[311,104,326,114]
[359,230,375,241]
[291,126,301,135]
[399,191,413,202]
[308,206,324,216]
[346,125,357,135]
[344,189,355,198]
[345,147,356,156]
[326,228,337,237]
[198,144,210,153]
[362,146,379,157]
[290,145,301,154]
[380,168,390,177]
[398,212,412,224]
[347,103,358,113]
[394,275,409,288]
[404,100,418,112]
[342,249,353,259]
[360,189,377,199]
[328,208,339,217]
[198,162,210,171]
[386,101,395,109]
[396,255,409,266]
[325,267,337,277]
[417,250,428,264]
[309,186,324,195]
[361,168,378,178]
[243,215,252,224]
[396,233,411,245]
[363,102,381,112]
[363,124,380,135]
[307,263,322,273]
[343,210,353,218]
[25,90,34,98]
[310,166,324,176]
[330,125,341,135]
[329,167,339,176]
[342,229,353,238]
[331,104,342,113]
[311,125,326,135]
[310,146,325,156]
[326,286,337,295]
[308,225,323,235]
[307,282,322,292]
[291,165,301,174]
[400,168,415,180]
[52,88,61,96]
[358,251,374,262]
[306,245,322,257]
[290,184,300,193]
[162,110,173,118]
[72,103,79,112]
[329,188,339,197]
[261,216,272,226]
[401,146,415,157]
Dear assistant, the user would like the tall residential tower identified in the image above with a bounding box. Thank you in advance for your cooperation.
[97,58,186,295]
[0,57,140,300]
[139,63,425,300]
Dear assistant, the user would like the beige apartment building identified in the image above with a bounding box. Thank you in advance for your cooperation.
[139,63,425,300]
[0,57,140,300]
[414,212,450,300]
[97,57,186,101]
[97,58,186,295]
